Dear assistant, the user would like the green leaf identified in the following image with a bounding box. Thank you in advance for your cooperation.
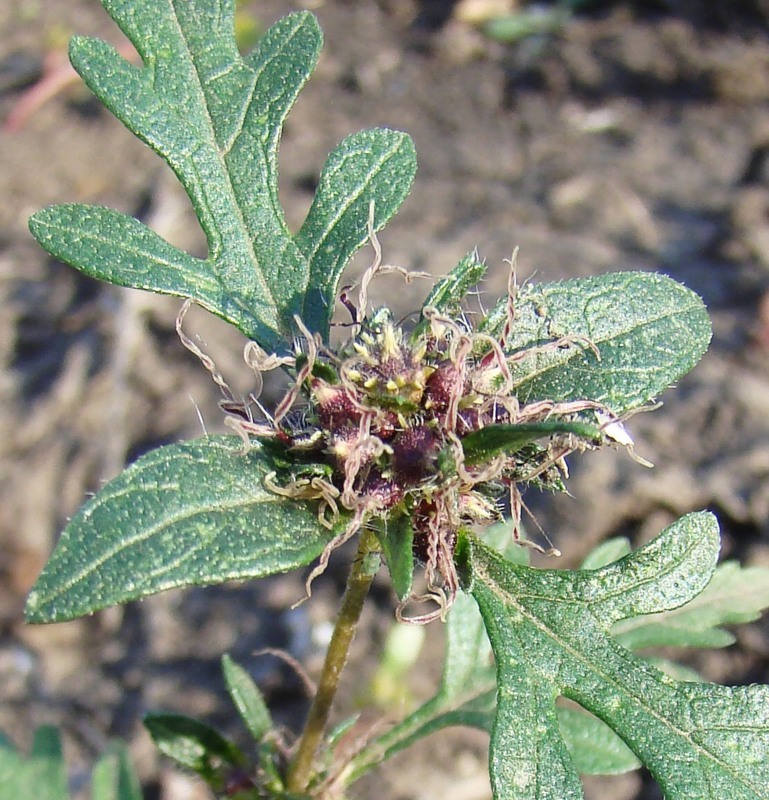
[376,509,415,601]
[612,560,769,651]
[91,743,143,800]
[480,272,712,416]
[461,512,769,800]
[25,436,332,623]
[579,537,632,570]
[578,537,769,651]
[222,655,273,742]
[411,251,487,340]
[29,5,416,351]
[460,421,598,467]
[556,706,640,776]
[0,727,69,800]
[296,128,418,338]
[424,251,487,315]
[143,713,242,780]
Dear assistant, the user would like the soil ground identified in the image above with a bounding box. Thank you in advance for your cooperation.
[2,1,769,799]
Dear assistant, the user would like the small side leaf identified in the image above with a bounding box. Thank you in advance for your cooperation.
[481,272,712,416]
[91,743,143,800]
[222,655,273,742]
[144,713,243,780]
[423,252,487,316]
[376,510,415,601]
[0,727,69,800]
[25,436,332,623]
[612,560,769,650]
[460,422,598,467]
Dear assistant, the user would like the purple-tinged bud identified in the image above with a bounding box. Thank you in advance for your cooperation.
[327,426,360,469]
[391,425,440,483]
[361,471,405,510]
[423,360,464,413]
[311,378,359,430]
[371,410,399,442]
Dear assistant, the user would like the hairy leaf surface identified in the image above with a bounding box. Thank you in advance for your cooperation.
[461,512,769,800]
[480,272,711,415]
[582,538,769,650]
[25,436,331,623]
[28,3,416,352]
[612,560,769,650]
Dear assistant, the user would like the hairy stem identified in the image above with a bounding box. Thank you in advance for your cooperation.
[286,528,382,794]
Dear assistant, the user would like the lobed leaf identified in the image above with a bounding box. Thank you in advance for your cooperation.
[461,512,769,800]
[25,436,332,624]
[29,4,416,352]
[581,538,769,650]
[480,271,712,416]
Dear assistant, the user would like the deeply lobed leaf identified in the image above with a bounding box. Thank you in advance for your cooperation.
[612,560,769,650]
[461,512,769,800]
[29,3,416,352]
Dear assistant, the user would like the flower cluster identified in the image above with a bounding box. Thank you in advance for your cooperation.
[178,259,627,622]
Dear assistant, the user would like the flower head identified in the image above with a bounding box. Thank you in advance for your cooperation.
[182,251,632,623]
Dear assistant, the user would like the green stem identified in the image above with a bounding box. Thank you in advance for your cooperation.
[286,529,381,794]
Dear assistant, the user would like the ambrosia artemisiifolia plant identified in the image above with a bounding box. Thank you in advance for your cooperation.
[12,2,769,799]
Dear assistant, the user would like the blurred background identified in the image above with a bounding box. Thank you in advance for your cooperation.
[2,1,769,798]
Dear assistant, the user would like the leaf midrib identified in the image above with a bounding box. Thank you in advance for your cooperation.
[29,460,285,610]
[166,0,279,319]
